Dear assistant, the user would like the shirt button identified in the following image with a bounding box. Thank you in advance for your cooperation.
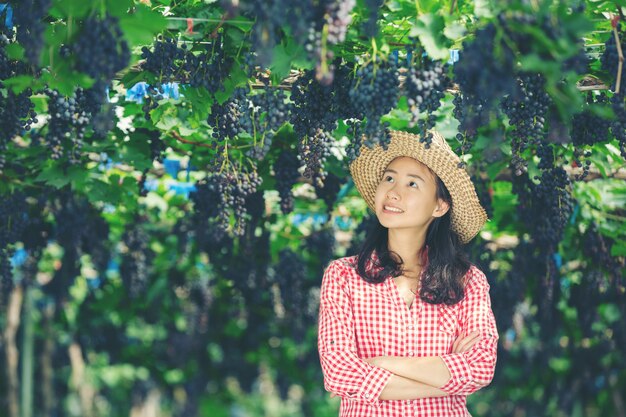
[460,376,466,381]
[408,351,414,356]
[364,394,370,399]
[406,324,414,330]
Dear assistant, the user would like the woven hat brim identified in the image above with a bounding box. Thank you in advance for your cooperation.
[349,130,488,244]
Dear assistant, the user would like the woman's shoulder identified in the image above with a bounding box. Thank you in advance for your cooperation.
[463,263,490,293]
[322,255,360,284]
[324,255,359,275]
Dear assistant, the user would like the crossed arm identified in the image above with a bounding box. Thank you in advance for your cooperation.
[318,261,499,405]
[362,332,481,400]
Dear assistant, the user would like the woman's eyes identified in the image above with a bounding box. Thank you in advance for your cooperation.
[384,176,418,188]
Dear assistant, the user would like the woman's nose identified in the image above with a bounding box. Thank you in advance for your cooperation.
[387,189,400,200]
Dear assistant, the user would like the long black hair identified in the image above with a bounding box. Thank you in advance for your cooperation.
[355,171,471,305]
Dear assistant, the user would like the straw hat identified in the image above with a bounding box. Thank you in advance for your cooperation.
[348,130,488,244]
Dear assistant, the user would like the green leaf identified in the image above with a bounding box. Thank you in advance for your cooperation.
[4,43,25,60]
[443,21,466,41]
[548,357,570,373]
[35,164,87,189]
[2,76,40,94]
[50,0,92,19]
[270,41,297,83]
[155,115,179,131]
[409,14,449,61]
[118,6,167,46]
[486,160,508,181]
[611,241,626,257]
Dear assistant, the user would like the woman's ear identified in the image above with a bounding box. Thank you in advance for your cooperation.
[432,199,450,218]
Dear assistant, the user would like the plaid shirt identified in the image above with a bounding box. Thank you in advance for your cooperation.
[317,251,499,417]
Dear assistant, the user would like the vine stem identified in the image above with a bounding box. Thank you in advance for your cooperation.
[449,0,457,15]
[170,130,213,148]
[166,17,253,26]
[611,18,624,94]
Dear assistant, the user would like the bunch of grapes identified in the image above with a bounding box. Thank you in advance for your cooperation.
[120,222,154,299]
[253,85,291,132]
[73,13,130,82]
[0,191,28,306]
[81,210,111,277]
[452,93,487,150]
[183,34,233,96]
[601,24,626,91]
[535,253,562,338]
[501,73,553,174]
[274,149,301,214]
[333,62,361,119]
[10,0,51,65]
[468,238,523,332]
[187,279,214,334]
[571,92,610,147]
[454,23,516,108]
[362,0,384,37]
[582,222,625,287]
[42,192,90,300]
[0,88,37,169]
[513,168,574,251]
[238,0,285,67]
[191,174,231,233]
[325,0,356,44]
[209,95,243,141]
[43,88,90,163]
[313,171,342,214]
[305,228,336,271]
[349,60,399,149]
[274,248,309,339]
[298,128,333,188]
[141,36,186,80]
[290,70,337,186]
[245,85,291,160]
[609,92,626,159]
[244,190,266,226]
[403,57,450,145]
[191,170,262,237]
[140,84,164,122]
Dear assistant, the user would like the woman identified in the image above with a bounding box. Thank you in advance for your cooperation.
[317,130,498,416]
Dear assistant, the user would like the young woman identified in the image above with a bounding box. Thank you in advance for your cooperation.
[318,130,498,416]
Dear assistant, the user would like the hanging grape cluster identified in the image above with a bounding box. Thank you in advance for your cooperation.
[9,0,51,65]
[403,55,450,146]
[0,192,28,307]
[191,170,262,237]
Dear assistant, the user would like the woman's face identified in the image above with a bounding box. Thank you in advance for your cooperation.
[374,156,449,231]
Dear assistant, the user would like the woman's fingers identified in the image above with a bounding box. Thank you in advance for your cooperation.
[453,331,481,353]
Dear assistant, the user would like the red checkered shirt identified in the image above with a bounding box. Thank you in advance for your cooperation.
[317,251,499,417]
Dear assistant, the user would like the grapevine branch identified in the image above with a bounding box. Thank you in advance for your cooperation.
[611,19,624,94]
[170,130,214,148]
[492,165,626,182]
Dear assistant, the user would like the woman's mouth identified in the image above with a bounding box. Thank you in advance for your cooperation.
[383,205,404,214]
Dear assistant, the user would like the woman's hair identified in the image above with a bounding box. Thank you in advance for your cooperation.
[355,168,471,305]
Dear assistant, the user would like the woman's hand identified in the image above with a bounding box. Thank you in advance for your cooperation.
[363,356,384,367]
[452,330,482,353]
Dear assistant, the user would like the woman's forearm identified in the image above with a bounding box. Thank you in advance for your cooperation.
[379,373,449,400]
[369,356,452,388]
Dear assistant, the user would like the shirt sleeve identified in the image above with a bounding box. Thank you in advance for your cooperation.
[438,266,499,396]
[317,260,393,407]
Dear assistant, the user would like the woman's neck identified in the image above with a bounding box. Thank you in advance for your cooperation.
[387,228,427,272]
